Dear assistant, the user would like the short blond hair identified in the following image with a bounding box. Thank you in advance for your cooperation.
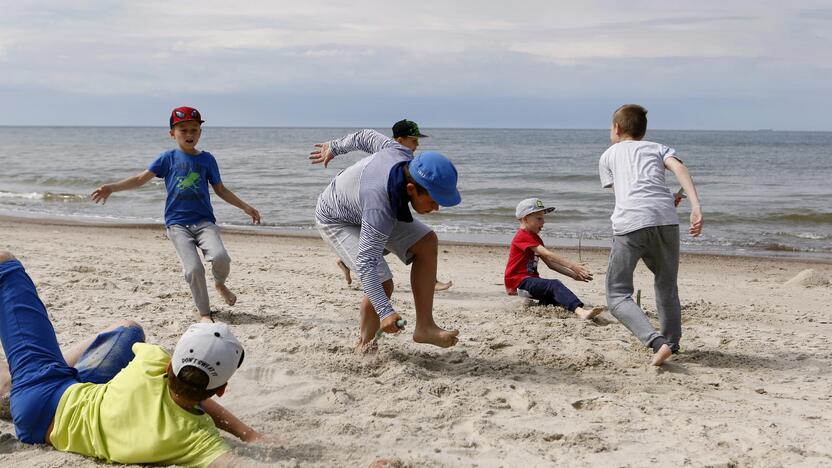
[613,104,648,139]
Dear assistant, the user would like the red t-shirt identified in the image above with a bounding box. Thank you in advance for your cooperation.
[504,228,543,294]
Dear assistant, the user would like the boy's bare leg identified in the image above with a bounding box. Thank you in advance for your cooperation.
[574,306,603,320]
[356,279,394,352]
[215,282,237,306]
[434,279,452,291]
[651,343,673,366]
[408,232,459,348]
[337,260,352,285]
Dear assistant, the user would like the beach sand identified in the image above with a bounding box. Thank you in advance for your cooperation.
[1,218,831,467]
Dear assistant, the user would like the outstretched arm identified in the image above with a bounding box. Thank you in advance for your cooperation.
[664,156,703,236]
[309,129,394,167]
[91,170,155,204]
[200,398,263,443]
[531,245,593,282]
[211,183,261,224]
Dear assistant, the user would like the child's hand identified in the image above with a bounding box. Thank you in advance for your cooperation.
[244,206,261,225]
[309,143,334,168]
[571,264,594,282]
[689,206,703,237]
[90,185,112,204]
[380,313,404,334]
[242,429,281,445]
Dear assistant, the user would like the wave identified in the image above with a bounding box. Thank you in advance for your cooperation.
[0,190,88,202]
[704,211,832,226]
[769,212,832,224]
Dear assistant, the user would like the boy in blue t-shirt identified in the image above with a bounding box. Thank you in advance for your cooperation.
[91,107,261,322]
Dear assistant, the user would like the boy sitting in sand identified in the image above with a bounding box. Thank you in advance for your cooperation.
[91,107,261,322]
[315,148,462,351]
[309,119,452,292]
[599,104,703,366]
[505,198,602,320]
[0,251,268,467]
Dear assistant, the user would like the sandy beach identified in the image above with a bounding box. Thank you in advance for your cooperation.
[1,217,831,467]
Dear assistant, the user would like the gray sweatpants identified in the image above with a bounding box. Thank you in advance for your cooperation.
[166,221,231,317]
[606,225,682,352]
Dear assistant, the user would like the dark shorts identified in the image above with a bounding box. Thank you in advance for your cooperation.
[0,259,144,444]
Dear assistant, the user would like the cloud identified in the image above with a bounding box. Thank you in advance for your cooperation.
[0,1,829,129]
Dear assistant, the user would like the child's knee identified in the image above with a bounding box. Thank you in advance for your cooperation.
[0,251,16,264]
[411,231,438,257]
[211,250,231,267]
[183,264,205,280]
[120,319,143,331]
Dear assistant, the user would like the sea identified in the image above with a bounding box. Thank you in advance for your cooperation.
[0,127,830,260]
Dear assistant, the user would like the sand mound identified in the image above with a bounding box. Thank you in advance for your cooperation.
[784,269,830,288]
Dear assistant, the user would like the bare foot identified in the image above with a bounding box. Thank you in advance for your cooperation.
[354,339,379,356]
[337,260,352,285]
[434,280,453,291]
[575,306,603,320]
[413,325,460,348]
[651,344,673,366]
[215,283,237,306]
[199,315,215,324]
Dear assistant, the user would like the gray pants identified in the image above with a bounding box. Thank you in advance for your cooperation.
[606,225,681,352]
[166,221,231,317]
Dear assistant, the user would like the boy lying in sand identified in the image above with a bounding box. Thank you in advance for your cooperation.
[0,251,270,467]
[505,198,602,320]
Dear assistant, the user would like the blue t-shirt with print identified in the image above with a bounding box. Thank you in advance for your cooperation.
[148,149,222,226]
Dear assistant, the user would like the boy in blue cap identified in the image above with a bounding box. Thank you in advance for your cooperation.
[315,146,462,351]
[91,106,261,322]
[309,119,452,291]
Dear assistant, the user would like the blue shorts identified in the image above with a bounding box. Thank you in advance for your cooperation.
[75,325,145,384]
[0,259,144,444]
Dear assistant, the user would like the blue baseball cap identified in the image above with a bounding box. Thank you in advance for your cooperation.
[408,152,461,207]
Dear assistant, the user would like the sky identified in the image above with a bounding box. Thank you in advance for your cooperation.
[1,1,831,130]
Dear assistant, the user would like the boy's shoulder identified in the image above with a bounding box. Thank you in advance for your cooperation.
[511,228,542,246]
[605,140,669,152]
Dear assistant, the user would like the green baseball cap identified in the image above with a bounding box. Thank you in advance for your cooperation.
[392,119,428,138]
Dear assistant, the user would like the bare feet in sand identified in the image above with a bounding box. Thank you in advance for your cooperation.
[413,325,460,348]
[575,306,603,320]
[215,283,237,306]
[336,259,352,285]
[434,280,453,291]
[354,339,379,356]
[651,343,673,366]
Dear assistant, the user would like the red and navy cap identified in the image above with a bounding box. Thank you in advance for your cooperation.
[169,106,205,128]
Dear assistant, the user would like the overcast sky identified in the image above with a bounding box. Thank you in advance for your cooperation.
[1,1,830,130]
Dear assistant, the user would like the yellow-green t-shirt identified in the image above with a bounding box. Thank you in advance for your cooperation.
[49,343,230,468]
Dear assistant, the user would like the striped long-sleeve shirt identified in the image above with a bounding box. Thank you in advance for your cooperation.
[327,129,398,159]
[315,145,414,319]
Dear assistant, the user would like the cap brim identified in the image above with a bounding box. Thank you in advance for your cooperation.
[416,132,428,138]
[430,187,461,207]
